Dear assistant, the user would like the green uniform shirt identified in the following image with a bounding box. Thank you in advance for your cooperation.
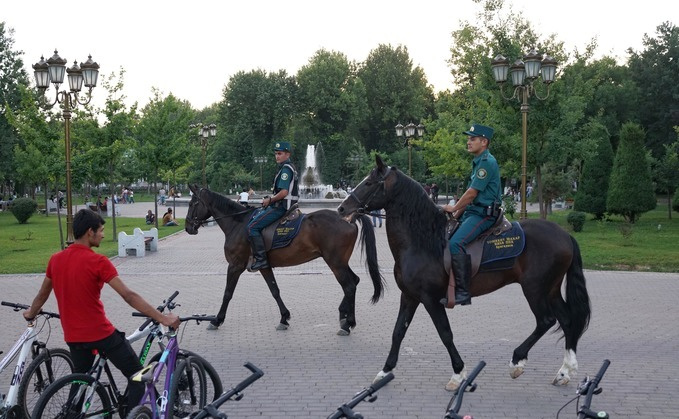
[467,149,501,210]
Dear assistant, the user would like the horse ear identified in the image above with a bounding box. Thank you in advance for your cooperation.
[376,154,385,170]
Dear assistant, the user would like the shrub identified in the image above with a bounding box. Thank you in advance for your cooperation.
[10,197,38,224]
[502,195,516,219]
[567,211,586,232]
[673,193,679,212]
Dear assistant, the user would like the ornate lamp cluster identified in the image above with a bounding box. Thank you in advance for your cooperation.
[395,122,425,177]
[491,49,558,219]
[190,123,217,188]
[33,50,100,246]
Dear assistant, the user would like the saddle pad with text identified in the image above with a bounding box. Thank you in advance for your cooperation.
[271,214,305,250]
[480,222,525,268]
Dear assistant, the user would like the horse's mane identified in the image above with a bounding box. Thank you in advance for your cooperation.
[388,168,447,256]
[203,189,254,220]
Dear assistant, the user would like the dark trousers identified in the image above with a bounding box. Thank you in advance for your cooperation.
[67,330,144,410]
[449,212,496,254]
[247,205,286,237]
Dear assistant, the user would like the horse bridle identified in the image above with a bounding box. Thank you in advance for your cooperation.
[185,188,252,229]
[345,168,390,215]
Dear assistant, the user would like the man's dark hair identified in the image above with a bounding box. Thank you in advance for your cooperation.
[73,209,105,239]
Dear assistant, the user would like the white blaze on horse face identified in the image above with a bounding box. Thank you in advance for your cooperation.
[553,349,578,386]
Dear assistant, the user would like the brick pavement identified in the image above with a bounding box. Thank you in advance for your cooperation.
[1,210,678,418]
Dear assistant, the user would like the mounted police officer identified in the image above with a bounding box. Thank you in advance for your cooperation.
[247,141,299,271]
[442,124,502,307]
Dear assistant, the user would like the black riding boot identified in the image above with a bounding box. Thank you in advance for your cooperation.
[249,235,269,271]
[452,254,472,306]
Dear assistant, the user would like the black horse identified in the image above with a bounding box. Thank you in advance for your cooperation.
[337,156,591,390]
[185,184,384,335]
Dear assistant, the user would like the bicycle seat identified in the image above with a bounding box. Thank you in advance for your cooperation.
[131,362,157,383]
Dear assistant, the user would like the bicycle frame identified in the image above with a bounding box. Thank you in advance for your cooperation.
[0,324,38,410]
[136,333,181,419]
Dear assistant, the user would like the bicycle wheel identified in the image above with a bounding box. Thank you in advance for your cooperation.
[31,373,112,419]
[18,348,74,418]
[149,350,222,402]
[126,405,154,419]
[168,356,207,417]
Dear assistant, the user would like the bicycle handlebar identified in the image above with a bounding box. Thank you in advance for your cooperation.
[444,360,486,419]
[135,290,180,331]
[1,301,60,319]
[577,359,610,419]
[191,362,264,419]
[327,372,395,419]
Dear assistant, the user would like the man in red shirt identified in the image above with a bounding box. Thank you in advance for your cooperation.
[24,209,180,413]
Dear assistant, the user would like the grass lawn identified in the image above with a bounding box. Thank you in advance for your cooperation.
[0,211,184,274]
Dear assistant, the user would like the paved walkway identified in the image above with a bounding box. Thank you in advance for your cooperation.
[1,207,678,418]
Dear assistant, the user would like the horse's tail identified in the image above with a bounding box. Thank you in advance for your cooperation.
[561,235,591,343]
[355,214,385,304]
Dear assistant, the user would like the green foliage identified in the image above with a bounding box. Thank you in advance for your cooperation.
[502,194,516,219]
[607,122,657,223]
[10,197,37,223]
[673,192,679,212]
[567,211,586,232]
[575,120,614,219]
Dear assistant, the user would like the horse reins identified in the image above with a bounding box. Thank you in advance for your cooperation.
[186,188,252,228]
[345,171,388,215]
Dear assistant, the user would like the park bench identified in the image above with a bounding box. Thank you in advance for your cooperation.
[118,227,158,257]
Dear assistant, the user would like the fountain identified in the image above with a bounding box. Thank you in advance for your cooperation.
[300,144,342,199]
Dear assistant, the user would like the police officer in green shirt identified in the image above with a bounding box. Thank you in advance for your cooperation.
[441,124,502,307]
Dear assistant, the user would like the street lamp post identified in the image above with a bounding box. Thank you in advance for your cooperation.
[254,156,268,192]
[395,122,425,177]
[190,123,217,187]
[33,50,99,245]
[491,49,557,219]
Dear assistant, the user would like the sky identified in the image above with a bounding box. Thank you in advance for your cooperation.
[3,0,676,112]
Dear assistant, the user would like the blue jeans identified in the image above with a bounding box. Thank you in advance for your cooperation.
[247,206,286,237]
[449,211,496,254]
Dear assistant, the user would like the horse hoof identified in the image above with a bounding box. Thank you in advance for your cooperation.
[276,323,289,331]
[206,323,219,331]
[552,367,571,385]
[445,367,467,391]
[337,328,350,336]
[509,360,526,379]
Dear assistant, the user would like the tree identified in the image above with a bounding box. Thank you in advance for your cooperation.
[627,21,679,157]
[607,122,657,223]
[358,44,433,154]
[0,22,31,194]
[574,120,614,219]
[652,136,679,219]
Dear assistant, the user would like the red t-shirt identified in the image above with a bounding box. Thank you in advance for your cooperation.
[46,244,118,343]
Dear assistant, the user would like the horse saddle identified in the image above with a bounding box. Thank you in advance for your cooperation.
[260,204,305,251]
[444,210,525,278]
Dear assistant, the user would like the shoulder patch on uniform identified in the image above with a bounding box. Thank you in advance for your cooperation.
[281,173,289,181]
[477,168,487,179]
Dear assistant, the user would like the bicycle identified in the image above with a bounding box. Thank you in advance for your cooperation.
[327,372,395,419]
[124,313,217,419]
[31,292,219,419]
[443,360,486,419]
[557,359,610,419]
[1,301,74,419]
[166,362,264,419]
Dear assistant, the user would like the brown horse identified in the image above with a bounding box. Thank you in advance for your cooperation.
[336,156,591,390]
[185,184,384,335]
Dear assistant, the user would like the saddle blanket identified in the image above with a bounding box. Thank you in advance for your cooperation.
[480,222,525,268]
[271,214,305,250]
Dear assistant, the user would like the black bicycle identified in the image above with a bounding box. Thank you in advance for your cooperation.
[444,360,486,419]
[327,372,395,419]
[188,362,264,419]
[557,359,610,419]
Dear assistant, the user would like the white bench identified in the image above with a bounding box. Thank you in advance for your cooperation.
[118,227,158,257]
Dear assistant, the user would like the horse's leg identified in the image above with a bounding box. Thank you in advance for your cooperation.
[509,283,557,379]
[420,299,467,391]
[208,264,246,330]
[374,294,419,383]
[331,266,360,336]
[259,268,292,331]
